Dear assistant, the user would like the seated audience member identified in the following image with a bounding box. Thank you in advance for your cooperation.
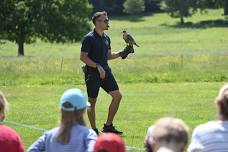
[0,91,24,152]
[93,133,126,152]
[145,117,189,152]
[28,88,97,152]
[188,84,228,152]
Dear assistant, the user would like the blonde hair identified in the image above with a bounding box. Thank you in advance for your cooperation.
[0,91,9,120]
[216,84,228,117]
[55,102,86,144]
[152,117,189,146]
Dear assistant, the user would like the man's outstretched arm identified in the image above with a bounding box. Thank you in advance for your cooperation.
[107,49,121,60]
[108,46,134,60]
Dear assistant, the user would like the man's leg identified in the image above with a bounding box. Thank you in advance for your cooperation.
[87,97,97,131]
[101,70,123,134]
[106,90,122,125]
[85,70,100,135]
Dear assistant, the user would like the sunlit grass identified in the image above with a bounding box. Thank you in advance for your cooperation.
[1,82,222,149]
[0,54,228,85]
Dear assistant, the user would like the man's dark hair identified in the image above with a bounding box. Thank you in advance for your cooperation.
[92,11,107,25]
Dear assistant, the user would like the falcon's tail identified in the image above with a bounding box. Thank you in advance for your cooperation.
[134,43,139,47]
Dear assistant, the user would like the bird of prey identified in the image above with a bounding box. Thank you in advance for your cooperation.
[122,30,139,47]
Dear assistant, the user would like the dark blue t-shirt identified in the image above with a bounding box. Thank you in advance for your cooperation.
[81,29,111,67]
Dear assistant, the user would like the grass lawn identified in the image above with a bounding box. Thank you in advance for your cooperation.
[0,10,228,86]
[1,82,223,150]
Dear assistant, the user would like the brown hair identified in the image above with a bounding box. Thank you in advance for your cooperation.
[216,84,228,117]
[92,11,107,25]
[55,102,86,144]
[0,91,8,121]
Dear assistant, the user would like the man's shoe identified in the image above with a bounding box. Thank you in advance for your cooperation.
[102,123,123,135]
[93,128,99,135]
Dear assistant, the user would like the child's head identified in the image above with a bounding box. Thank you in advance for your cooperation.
[60,88,90,125]
[56,88,89,144]
[0,91,8,121]
[94,133,126,152]
[145,117,189,152]
[215,84,228,118]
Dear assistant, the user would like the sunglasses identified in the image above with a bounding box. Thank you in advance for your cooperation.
[97,18,109,23]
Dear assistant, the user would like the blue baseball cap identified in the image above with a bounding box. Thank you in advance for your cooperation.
[60,88,90,111]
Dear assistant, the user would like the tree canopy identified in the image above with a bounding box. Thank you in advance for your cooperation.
[123,0,145,15]
[0,0,91,56]
[162,0,198,24]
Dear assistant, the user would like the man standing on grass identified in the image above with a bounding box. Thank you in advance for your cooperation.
[80,11,133,135]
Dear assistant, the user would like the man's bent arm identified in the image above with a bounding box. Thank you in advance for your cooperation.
[80,52,97,68]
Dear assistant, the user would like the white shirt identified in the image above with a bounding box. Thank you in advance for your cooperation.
[188,120,228,152]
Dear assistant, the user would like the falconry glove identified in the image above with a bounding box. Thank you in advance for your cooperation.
[119,45,134,59]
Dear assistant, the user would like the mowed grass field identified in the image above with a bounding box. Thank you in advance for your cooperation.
[1,10,228,85]
[0,9,228,151]
[0,83,223,149]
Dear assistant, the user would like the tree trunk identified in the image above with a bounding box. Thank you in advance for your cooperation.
[224,2,228,15]
[180,15,184,25]
[18,39,24,56]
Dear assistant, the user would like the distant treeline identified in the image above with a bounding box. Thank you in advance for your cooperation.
[89,0,161,14]
[89,0,228,16]
[89,0,228,24]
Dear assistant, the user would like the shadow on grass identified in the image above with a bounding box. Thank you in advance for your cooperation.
[162,19,228,29]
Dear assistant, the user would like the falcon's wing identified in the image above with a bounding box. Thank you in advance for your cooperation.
[127,34,136,43]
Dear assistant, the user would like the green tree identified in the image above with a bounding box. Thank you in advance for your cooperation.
[145,0,161,13]
[124,0,145,15]
[89,0,125,15]
[215,0,228,15]
[89,0,161,15]
[162,0,198,24]
[0,0,91,56]
[194,0,228,16]
[204,0,217,8]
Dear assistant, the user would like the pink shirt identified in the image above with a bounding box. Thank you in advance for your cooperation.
[0,124,24,152]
